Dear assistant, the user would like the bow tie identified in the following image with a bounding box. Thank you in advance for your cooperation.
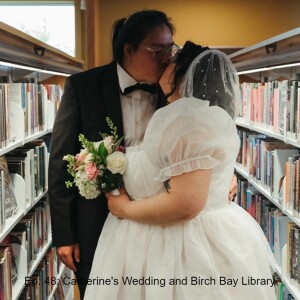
[121,83,157,95]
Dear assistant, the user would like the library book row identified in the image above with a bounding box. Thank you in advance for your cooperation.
[0,195,51,298]
[236,178,298,300]
[0,82,62,152]
[0,194,72,300]
[235,125,300,299]
[0,140,49,236]
[238,80,300,145]
[0,134,75,299]
[236,127,300,222]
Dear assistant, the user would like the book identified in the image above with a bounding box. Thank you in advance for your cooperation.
[6,148,35,206]
[0,253,5,300]
[0,169,5,232]
[0,85,9,149]
[0,156,18,218]
[54,279,65,300]
[7,83,27,136]
[0,247,12,299]
[9,230,27,248]
[274,213,290,267]
[0,236,17,285]
[272,148,299,203]
[12,219,33,271]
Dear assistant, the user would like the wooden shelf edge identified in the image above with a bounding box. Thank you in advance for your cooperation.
[0,21,83,75]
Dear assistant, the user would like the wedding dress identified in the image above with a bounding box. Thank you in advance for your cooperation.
[84,98,276,300]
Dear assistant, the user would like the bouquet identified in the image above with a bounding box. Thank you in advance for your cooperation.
[63,118,127,199]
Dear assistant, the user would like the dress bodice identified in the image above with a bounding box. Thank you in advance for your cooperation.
[123,97,240,210]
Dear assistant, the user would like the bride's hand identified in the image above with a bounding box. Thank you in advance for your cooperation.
[106,188,131,218]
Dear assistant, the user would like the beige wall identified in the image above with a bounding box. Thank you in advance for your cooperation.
[93,0,300,66]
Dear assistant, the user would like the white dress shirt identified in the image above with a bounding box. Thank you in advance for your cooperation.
[117,64,157,147]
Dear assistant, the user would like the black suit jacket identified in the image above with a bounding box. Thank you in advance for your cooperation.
[48,62,165,262]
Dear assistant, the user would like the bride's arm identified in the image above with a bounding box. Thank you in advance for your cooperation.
[106,169,211,225]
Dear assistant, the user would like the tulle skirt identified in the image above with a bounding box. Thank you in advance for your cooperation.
[84,202,276,300]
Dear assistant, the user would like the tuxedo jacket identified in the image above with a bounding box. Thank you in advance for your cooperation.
[48,62,166,263]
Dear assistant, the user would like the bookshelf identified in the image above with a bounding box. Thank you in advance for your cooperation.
[0,21,83,299]
[230,27,300,300]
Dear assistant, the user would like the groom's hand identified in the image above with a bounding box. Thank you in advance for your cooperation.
[57,244,80,272]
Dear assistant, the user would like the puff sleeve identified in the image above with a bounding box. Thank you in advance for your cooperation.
[143,98,240,182]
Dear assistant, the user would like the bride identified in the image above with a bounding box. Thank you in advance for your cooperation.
[84,42,276,300]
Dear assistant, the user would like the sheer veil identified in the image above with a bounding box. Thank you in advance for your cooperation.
[179,49,241,119]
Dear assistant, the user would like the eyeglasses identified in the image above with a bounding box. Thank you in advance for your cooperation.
[142,44,180,60]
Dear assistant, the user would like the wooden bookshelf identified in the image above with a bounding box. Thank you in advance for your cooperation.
[0,20,83,300]
[230,27,300,72]
[231,27,300,300]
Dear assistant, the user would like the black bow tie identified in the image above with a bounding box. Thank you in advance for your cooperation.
[121,83,157,95]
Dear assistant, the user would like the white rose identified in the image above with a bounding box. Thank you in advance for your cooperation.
[106,151,127,174]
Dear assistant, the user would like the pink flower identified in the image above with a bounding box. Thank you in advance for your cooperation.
[76,149,88,165]
[85,163,99,180]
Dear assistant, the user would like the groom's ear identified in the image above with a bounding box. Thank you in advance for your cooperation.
[124,43,134,60]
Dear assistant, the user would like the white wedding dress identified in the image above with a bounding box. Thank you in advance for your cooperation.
[84,98,276,300]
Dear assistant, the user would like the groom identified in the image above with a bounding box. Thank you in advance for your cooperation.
[48,10,176,299]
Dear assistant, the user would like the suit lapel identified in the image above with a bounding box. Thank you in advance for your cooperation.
[102,62,124,141]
